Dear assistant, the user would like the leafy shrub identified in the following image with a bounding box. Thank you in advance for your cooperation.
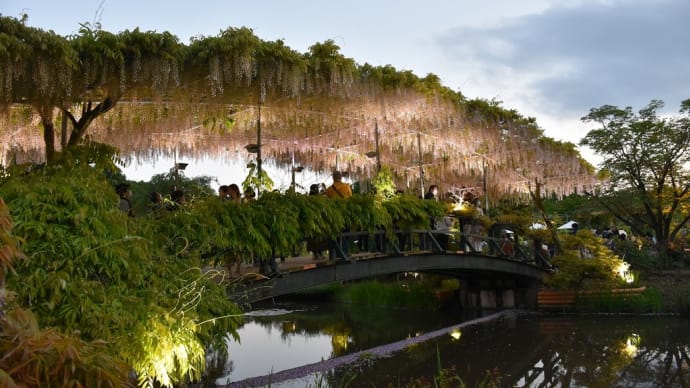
[545,230,626,290]
[0,197,131,387]
[0,163,241,387]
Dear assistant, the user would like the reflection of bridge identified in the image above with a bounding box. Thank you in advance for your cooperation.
[231,229,551,306]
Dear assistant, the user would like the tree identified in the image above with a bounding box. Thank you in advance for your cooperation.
[0,16,183,162]
[580,99,690,257]
[1,16,598,198]
[0,16,76,162]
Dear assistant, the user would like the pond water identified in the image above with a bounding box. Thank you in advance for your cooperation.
[204,299,690,387]
[347,313,690,387]
[207,300,483,386]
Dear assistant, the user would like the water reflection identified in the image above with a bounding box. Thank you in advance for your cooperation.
[342,315,690,387]
[202,302,690,388]
[217,321,334,385]
[208,300,476,385]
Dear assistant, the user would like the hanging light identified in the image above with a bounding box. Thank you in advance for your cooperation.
[245,144,260,154]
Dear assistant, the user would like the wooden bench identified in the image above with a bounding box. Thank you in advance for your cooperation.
[537,286,647,310]
[537,290,577,309]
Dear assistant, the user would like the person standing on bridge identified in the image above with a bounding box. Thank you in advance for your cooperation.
[116,183,135,217]
[325,170,352,199]
[501,233,515,258]
[424,185,439,200]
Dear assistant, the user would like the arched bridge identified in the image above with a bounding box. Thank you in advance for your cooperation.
[231,229,553,307]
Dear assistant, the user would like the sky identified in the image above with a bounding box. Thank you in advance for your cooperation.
[2,0,689,181]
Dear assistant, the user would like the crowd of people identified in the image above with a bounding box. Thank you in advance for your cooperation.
[115,170,561,278]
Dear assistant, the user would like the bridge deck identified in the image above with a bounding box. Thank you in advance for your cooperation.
[209,229,555,304]
[234,251,409,279]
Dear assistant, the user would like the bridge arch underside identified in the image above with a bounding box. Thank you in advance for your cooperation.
[233,254,546,308]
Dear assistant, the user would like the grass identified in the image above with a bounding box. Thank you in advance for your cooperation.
[340,280,438,310]
[573,287,663,313]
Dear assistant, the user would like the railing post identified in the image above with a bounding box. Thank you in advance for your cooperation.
[387,230,402,255]
[426,231,444,252]
[330,234,349,261]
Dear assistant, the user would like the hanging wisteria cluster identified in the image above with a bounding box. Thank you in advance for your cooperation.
[0,15,601,199]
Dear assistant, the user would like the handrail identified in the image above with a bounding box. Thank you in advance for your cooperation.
[325,228,553,270]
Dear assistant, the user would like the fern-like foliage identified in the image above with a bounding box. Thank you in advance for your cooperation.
[0,162,241,387]
[0,155,444,386]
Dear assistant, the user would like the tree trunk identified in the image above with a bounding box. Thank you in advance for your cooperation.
[66,98,116,147]
[530,178,562,254]
[41,113,56,163]
[60,112,68,149]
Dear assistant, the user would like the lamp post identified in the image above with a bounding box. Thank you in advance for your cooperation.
[417,132,424,195]
[373,122,381,173]
[481,154,488,214]
[471,145,489,214]
[290,140,303,191]
[291,166,304,192]
[172,143,187,190]
[173,162,188,189]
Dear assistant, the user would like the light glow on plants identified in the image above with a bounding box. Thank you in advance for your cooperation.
[622,333,641,357]
[615,261,635,283]
[449,328,462,341]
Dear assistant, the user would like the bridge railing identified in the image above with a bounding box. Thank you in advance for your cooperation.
[326,229,553,270]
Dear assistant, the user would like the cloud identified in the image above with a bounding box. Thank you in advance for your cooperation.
[437,0,690,118]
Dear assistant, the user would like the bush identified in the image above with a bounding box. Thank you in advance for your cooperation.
[545,230,626,290]
[0,163,241,387]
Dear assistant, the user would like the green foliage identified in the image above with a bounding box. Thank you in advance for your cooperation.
[0,143,476,386]
[371,167,397,201]
[384,193,445,230]
[542,193,613,228]
[340,280,437,310]
[607,237,659,271]
[129,170,215,215]
[573,288,663,314]
[439,278,460,291]
[293,282,346,300]
[580,99,690,249]
[305,39,357,93]
[0,197,23,283]
[242,160,274,194]
[545,230,626,290]
[0,15,76,106]
[0,163,241,387]
[123,311,205,387]
[0,197,131,387]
